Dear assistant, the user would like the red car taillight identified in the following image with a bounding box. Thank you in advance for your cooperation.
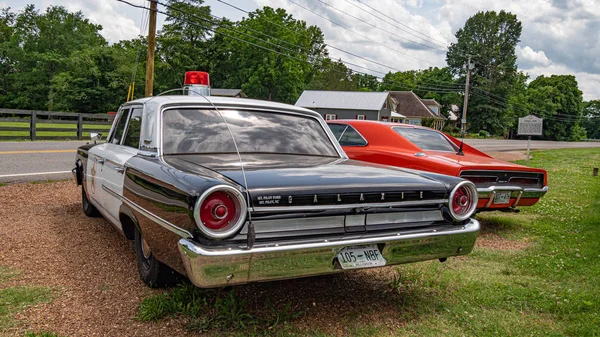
[449,181,478,221]
[194,186,247,239]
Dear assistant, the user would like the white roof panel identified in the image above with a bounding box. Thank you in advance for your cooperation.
[295,90,389,111]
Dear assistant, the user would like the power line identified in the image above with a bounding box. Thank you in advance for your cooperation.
[117,0,463,95]
[317,0,446,53]
[287,0,436,66]
[162,0,462,93]
[214,0,464,91]
[342,0,448,50]
[470,91,595,122]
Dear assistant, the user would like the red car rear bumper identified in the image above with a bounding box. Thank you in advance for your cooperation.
[475,186,548,209]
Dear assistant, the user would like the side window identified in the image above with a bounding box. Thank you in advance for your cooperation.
[123,108,143,148]
[110,109,130,144]
[327,123,347,140]
[327,124,367,146]
[339,125,367,146]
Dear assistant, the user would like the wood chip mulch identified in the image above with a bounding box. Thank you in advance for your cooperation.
[0,181,450,336]
[0,181,192,337]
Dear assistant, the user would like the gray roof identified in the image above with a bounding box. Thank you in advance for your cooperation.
[211,88,245,97]
[295,90,389,111]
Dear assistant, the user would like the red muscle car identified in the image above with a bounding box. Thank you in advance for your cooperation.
[327,120,548,211]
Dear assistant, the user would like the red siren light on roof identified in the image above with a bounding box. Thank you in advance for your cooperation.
[184,71,210,86]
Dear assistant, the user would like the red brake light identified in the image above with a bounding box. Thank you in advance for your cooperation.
[200,191,235,230]
[449,181,478,221]
[194,185,247,239]
[184,71,210,86]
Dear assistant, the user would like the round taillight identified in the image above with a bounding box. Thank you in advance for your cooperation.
[194,185,247,239]
[449,181,478,221]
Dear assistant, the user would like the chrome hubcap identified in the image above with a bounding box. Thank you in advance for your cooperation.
[141,237,151,259]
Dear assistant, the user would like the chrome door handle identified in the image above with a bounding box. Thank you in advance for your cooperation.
[114,166,125,174]
[95,158,105,164]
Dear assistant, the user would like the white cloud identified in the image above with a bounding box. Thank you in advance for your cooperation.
[517,46,551,66]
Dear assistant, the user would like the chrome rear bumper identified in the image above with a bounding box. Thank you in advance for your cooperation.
[477,186,548,207]
[178,219,480,288]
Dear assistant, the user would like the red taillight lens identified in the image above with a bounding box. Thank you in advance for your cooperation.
[200,191,235,230]
[449,182,478,221]
[184,71,210,85]
[194,186,247,239]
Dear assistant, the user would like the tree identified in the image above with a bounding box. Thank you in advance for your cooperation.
[209,6,326,103]
[526,75,584,141]
[413,67,462,118]
[308,58,354,91]
[381,70,417,91]
[1,5,106,111]
[352,73,379,91]
[447,10,522,135]
[582,100,600,140]
[154,0,214,93]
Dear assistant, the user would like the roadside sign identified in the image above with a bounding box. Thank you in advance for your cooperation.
[518,115,543,136]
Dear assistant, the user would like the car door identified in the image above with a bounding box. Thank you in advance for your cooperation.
[98,106,143,228]
[86,108,130,210]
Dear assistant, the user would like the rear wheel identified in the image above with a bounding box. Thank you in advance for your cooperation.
[81,183,100,217]
[134,226,179,288]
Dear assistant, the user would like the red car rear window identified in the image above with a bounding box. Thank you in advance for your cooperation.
[393,127,457,152]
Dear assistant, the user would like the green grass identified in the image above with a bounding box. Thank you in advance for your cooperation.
[138,283,302,333]
[136,148,600,336]
[0,121,111,139]
[0,266,55,332]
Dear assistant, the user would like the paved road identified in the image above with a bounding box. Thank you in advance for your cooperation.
[1,139,599,183]
[464,139,600,152]
[0,141,88,183]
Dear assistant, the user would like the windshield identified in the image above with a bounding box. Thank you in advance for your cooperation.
[162,108,339,157]
[393,127,457,152]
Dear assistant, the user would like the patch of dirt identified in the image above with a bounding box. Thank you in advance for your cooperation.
[487,151,527,162]
[0,182,429,336]
[476,233,530,250]
[0,181,192,337]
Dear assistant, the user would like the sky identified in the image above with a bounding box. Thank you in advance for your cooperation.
[2,0,599,100]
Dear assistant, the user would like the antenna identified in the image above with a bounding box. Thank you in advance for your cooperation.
[145,87,255,248]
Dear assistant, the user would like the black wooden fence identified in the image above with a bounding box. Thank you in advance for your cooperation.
[0,108,113,141]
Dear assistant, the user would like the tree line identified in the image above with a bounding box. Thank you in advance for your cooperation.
[0,1,597,140]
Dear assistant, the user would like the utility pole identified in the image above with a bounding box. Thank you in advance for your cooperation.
[145,0,158,97]
[461,55,472,134]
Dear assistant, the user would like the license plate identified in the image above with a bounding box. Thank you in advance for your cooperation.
[494,191,511,204]
[336,245,387,270]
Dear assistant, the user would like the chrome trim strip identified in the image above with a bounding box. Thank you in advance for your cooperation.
[250,199,448,213]
[366,210,443,225]
[179,218,480,257]
[102,185,193,238]
[241,216,345,234]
